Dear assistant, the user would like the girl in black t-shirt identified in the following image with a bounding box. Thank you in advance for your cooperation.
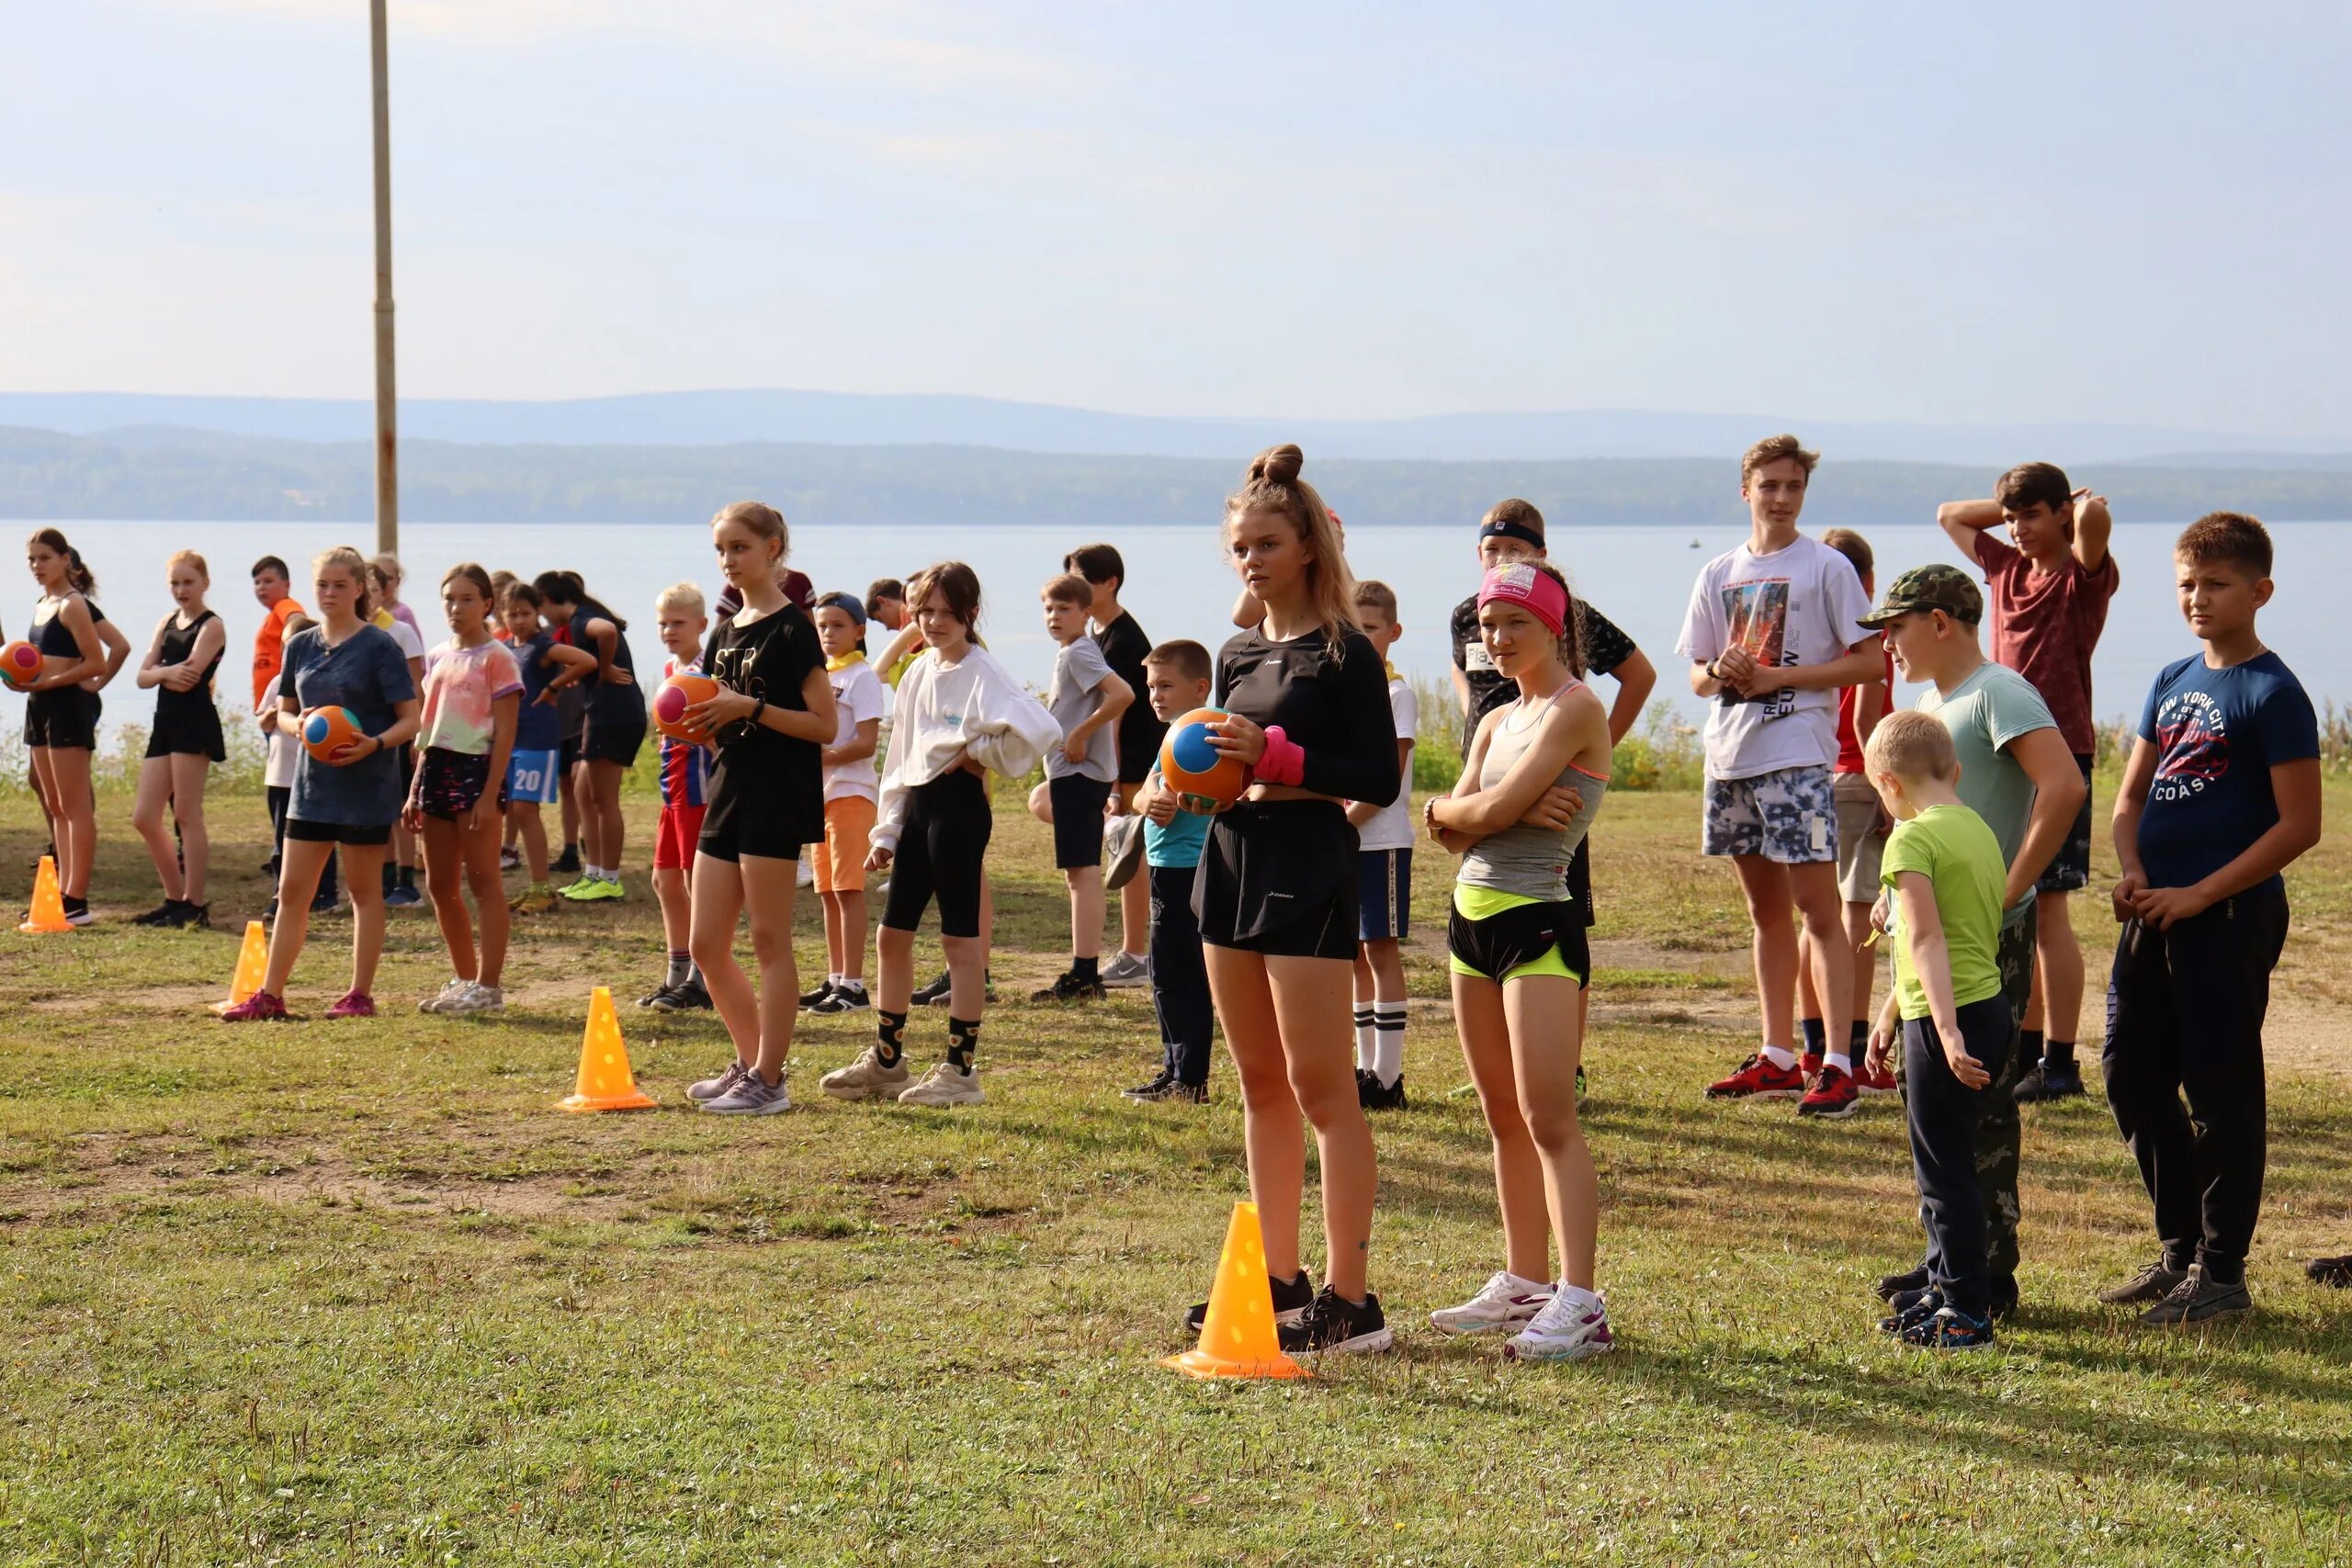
[1191,445,1401,1358]
[679,502,835,1116]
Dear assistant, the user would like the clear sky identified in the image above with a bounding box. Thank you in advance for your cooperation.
[7,1,2348,438]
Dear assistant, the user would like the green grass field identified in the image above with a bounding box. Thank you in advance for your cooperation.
[3,781,2349,1565]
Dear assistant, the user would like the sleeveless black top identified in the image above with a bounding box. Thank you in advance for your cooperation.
[156,610,222,716]
[34,595,107,656]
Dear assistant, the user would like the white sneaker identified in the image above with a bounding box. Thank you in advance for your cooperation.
[1505,1290,1616,1363]
[687,1059,750,1102]
[441,981,505,1015]
[1099,950,1151,988]
[418,976,471,1014]
[1429,1271,1553,1336]
[819,1047,911,1101]
[897,1060,985,1107]
[702,1069,793,1115]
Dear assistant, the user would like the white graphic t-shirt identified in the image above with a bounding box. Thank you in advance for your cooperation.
[1356,675,1419,853]
[1675,535,1872,782]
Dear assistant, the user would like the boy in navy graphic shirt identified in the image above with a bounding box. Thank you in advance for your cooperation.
[2102,513,2322,1325]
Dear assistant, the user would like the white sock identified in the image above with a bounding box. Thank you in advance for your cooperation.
[837,976,866,994]
[829,972,843,987]
[1826,1051,1853,1075]
[1353,1007,1375,1072]
[1373,1000,1408,1087]
[1759,1043,1799,1070]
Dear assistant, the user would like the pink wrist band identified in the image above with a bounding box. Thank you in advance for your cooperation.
[1253,725,1306,788]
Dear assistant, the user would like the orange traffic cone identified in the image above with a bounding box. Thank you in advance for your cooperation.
[1160,1201,1308,1380]
[209,919,270,1014]
[17,854,70,934]
[558,986,658,1112]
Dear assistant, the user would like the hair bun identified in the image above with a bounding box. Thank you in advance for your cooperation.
[1249,443,1304,488]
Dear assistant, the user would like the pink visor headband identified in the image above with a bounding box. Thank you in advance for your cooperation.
[1476,562,1567,637]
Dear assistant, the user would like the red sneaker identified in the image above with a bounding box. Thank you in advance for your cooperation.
[1855,1055,1900,1096]
[1799,1050,1826,1087]
[220,990,288,1023]
[1798,1064,1861,1119]
[1705,1053,1805,1100]
[326,990,377,1019]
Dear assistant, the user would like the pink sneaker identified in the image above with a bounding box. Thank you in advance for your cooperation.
[326,990,377,1019]
[220,990,288,1023]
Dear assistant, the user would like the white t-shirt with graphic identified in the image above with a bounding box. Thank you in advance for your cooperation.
[1357,675,1419,852]
[823,658,890,804]
[1674,534,1872,782]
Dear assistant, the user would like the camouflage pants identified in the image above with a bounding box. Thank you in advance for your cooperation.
[1913,912,2033,1287]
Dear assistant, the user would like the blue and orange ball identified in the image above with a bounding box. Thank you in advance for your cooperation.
[300,706,366,762]
[1159,706,1248,813]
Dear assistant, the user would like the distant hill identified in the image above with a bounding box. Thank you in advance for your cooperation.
[7,423,2352,527]
[1,389,2345,468]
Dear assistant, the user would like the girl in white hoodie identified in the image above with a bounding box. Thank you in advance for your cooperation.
[820,561,1057,1108]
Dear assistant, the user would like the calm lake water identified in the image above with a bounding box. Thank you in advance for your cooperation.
[16,519,2351,744]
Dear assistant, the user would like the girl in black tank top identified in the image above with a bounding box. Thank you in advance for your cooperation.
[23,527,110,919]
[130,551,231,926]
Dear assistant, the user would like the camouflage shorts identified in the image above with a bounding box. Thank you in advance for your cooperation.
[1702,765,1836,863]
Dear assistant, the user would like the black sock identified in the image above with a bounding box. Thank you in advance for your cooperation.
[381,862,396,896]
[876,1009,907,1068]
[2021,1029,2046,1068]
[2199,1258,2245,1289]
[947,1015,979,1071]
[1800,1017,1826,1055]
[1073,954,1099,983]
[400,864,416,889]
[1849,1020,1869,1056]
[2046,1039,2076,1070]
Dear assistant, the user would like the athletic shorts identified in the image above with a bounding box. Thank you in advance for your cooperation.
[1047,773,1113,869]
[1566,837,1598,929]
[656,803,707,871]
[1702,764,1836,863]
[1358,847,1411,942]
[146,700,226,761]
[697,799,799,863]
[505,747,562,806]
[286,816,392,848]
[417,746,504,820]
[25,689,99,750]
[582,717,646,768]
[1193,798,1359,962]
[1832,772,1890,904]
[816,795,876,894]
[881,769,991,939]
[560,733,582,775]
[1447,885,1590,986]
[2036,752,2095,895]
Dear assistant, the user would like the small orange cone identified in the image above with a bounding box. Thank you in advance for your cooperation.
[1161,1201,1308,1380]
[17,855,70,934]
[558,986,658,1112]
[209,919,270,1014]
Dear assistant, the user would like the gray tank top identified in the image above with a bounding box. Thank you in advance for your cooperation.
[1459,680,1610,901]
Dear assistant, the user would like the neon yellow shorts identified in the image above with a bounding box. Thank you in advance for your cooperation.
[1445,885,1589,986]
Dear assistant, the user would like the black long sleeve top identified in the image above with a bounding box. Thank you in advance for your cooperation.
[1216,624,1401,807]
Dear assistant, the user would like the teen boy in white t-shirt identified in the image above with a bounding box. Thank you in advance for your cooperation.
[1347,581,1418,1110]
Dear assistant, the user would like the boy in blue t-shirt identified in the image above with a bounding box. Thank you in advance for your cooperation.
[2104,513,2323,1325]
[500,584,595,915]
[1122,640,1216,1104]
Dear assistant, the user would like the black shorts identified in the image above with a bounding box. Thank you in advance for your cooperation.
[285,817,393,847]
[2036,752,2094,895]
[1448,892,1591,986]
[560,732,582,775]
[696,807,802,864]
[1047,773,1113,869]
[26,689,99,750]
[146,699,227,761]
[418,746,504,819]
[881,770,991,939]
[582,717,646,767]
[1193,798,1360,962]
[1567,836,1597,928]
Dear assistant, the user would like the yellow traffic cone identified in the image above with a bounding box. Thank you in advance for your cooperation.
[558,986,658,1112]
[1161,1201,1308,1380]
[17,854,70,934]
[209,919,270,1014]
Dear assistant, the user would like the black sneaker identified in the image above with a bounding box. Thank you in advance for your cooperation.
[1126,1075,1205,1104]
[1031,970,1107,1003]
[2098,1258,2192,1305]
[1877,1264,1931,1303]
[131,900,180,927]
[552,847,582,875]
[1879,1286,1944,1335]
[1882,1281,2014,1328]
[1186,1269,1314,1336]
[639,982,678,1009]
[2306,1254,2352,1288]
[650,978,713,1013]
[2138,1267,2252,1326]
[1898,1304,1996,1351]
[1124,1070,1175,1101]
[910,970,953,1007]
[798,979,836,1010]
[1278,1286,1396,1357]
[1359,1072,1407,1111]
[2013,1060,2086,1102]
[175,900,210,930]
[808,984,870,1015]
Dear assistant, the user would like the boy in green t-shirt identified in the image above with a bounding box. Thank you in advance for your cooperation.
[1862,711,2015,1350]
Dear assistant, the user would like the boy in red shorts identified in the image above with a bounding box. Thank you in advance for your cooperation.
[643,582,713,1011]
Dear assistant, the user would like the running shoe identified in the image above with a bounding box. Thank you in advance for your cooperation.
[820,1048,911,1101]
[325,989,377,1019]
[551,847,582,875]
[2306,1254,2352,1289]
[687,1060,750,1102]
[1430,1271,1553,1337]
[509,886,557,915]
[131,900,180,927]
[440,982,504,1016]
[176,901,210,930]
[1505,1292,1615,1363]
[62,902,96,928]
[1798,1049,1825,1086]
[2013,1060,2086,1101]
[1031,970,1107,1003]
[1278,1287,1395,1357]
[1358,1071,1408,1111]
[898,1061,985,1107]
[219,989,289,1023]
[2098,1258,2191,1305]
[1797,1065,1860,1119]
[1099,949,1151,987]
[564,875,625,902]
[910,970,953,1007]
[650,979,712,1013]
[1878,1286,1944,1335]
[638,981,676,1009]
[2138,1267,2252,1326]
[798,979,836,1010]
[702,1070,792,1115]
[1102,818,1147,893]
[1186,1269,1314,1335]
[1125,1070,1175,1101]
[419,976,473,1014]
[1125,1075,1206,1104]
[1705,1053,1805,1101]
[382,884,424,909]
[1897,1304,1995,1351]
[807,984,870,1016]
[1855,1055,1900,1096]
[499,846,521,871]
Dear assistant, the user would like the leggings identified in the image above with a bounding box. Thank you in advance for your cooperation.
[879,771,991,939]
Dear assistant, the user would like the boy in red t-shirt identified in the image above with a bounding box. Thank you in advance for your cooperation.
[1937,464,2118,1100]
